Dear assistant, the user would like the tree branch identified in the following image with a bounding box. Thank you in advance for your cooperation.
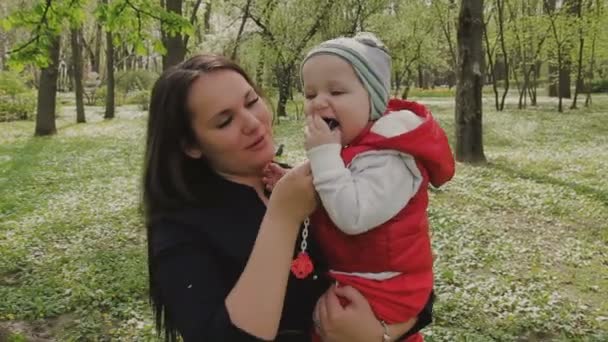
[231,0,253,60]
[7,0,53,55]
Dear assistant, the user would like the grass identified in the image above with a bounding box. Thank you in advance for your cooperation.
[1,95,607,341]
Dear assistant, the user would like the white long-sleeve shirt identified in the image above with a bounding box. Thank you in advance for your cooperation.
[307,110,425,236]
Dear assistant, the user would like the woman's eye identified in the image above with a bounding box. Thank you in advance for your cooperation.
[218,117,232,128]
[246,97,259,108]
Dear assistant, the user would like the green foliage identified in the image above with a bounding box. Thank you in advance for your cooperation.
[0,71,28,97]
[0,92,37,122]
[408,87,455,98]
[3,0,87,69]
[115,70,158,94]
[590,79,608,93]
[6,332,27,342]
[0,72,36,121]
[4,0,192,70]
[84,86,125,107]
[368,0,446,92]
[124,90,151,110]
[96,0,192,57]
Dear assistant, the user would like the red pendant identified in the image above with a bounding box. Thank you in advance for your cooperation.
[291,252,314,279]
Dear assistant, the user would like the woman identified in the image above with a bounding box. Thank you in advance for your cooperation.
[143,54,433,341]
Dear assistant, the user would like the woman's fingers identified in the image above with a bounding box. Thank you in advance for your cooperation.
[333,285,367,310]
[315,293,330,337]
[325,285,345,320]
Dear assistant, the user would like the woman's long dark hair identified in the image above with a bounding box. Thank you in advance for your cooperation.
[143,54,261,341]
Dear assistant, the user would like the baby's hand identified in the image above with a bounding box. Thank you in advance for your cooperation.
[305,115,341,150]
[262,163,289,192]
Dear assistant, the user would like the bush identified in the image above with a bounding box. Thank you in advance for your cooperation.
[125,90,150,110]
[115,70,158,94]
[407,87,455,98]
[0,71,28,97]
[85,86,125,106]
[590,79,608,93]
[0,91,37,122]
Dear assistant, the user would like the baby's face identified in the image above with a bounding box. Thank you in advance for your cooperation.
[302,54,371,146]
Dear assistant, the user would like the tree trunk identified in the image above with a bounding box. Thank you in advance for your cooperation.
[93,22,102,73]
[231,0,252,60]
[557,52,563,112]
[0,31,6,71]
[162,0,187,70]
[585,0,600,107]
[105,17,115,119]
[203,0,212,32]
[546,0,559,98]
[35,36,60,136]
[571,0,584,109]
[394,70,403,98]
[496,0,509,111]
[483,20,499,110]
[531,62,540,105]
[276,66,292,118]
[71,28,86,123]
[455,0,486,163]
[255,42,266,87]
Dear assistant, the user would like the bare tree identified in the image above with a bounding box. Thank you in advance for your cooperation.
[71,27,86,123]
[35,36,60,136]
[104,0,115,119]
[455,0,486,163]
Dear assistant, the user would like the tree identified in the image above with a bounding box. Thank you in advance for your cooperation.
[570,0,584,109]
[504,0,548,108]
[162,0,203,70]
[455,0,486,163]
[432,0,459,87]
[483,0,510,111]
[103,0,115,119]
[35,35,60,136]
[370,0,438,98]
[4,0,79,136]
[96,0,193,117]
[71,27,86,123]
[545,0,577,112]
[247,0,334,118]
[584,0,605,107]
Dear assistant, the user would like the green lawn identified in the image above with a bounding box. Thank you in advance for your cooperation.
[1,96,607,341]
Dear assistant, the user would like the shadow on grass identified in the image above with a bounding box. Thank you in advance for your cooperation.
[487,161,608,207]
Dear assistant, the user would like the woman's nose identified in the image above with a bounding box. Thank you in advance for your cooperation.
[241,110,261,134]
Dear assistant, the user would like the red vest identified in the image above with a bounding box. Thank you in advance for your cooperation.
[312,98,455,288]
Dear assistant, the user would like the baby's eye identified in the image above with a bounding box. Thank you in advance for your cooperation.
[330,90,345,96]
[305,93,316,100]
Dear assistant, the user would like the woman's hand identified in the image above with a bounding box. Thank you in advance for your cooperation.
[267,161,318,224]
[262,162,288,192]
[314,285,417,342]
[313,285,383,342]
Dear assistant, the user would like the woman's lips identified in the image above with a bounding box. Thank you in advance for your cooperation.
[247,134,267,150]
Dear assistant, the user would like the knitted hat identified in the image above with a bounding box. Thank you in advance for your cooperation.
[301,32,391,120]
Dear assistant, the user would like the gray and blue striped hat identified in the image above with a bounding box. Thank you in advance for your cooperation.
[302,32,391,120]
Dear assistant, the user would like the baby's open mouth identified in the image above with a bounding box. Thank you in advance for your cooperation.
[322,117,340,130]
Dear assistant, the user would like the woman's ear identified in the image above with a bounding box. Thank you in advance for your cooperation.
[182,141,204,159]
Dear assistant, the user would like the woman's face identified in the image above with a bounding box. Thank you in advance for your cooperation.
[186,70,274,177]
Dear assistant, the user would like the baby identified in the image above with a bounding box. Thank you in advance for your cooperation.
[264,32,455,342]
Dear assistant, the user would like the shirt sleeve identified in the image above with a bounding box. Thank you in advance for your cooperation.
[153,244,268,342]
[307,144,422,235]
